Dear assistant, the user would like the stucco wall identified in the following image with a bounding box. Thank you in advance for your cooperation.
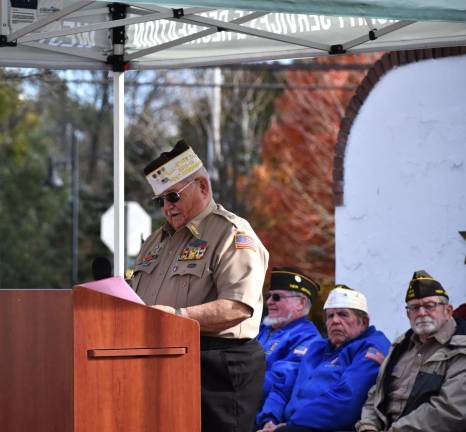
[336,55,466,340]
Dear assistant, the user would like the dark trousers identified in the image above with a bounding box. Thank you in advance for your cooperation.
[201,337,265,432]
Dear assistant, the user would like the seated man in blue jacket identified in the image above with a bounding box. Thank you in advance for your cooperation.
[256,285,391,432]
[257,266,322,400]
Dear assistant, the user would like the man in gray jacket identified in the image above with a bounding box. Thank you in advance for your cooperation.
[356,270,466,432]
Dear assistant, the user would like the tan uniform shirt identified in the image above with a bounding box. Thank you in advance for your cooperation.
[385,317,457,422]
[131,200,269,339]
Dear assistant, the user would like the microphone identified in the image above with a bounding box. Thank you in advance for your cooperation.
[91,257,113,280]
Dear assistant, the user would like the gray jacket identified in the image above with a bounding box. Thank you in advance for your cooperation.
[356,317,466,432]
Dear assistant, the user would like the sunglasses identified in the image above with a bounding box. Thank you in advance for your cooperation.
[265,293,301,302]
[152,179,196,208]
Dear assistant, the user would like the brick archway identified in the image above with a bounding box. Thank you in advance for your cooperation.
[332,46,466,206]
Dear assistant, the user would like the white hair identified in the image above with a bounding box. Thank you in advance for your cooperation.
[185,166,212,197]
[298,293,312,315]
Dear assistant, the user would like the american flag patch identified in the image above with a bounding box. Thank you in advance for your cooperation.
[234,232,256,251]
[293,345,308,356]
[365,347,385,365]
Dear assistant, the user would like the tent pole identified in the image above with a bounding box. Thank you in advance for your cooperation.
[113,71,125,277]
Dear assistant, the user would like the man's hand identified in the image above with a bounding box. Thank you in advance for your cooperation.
[151,305,176,314]
[257,421,286,431]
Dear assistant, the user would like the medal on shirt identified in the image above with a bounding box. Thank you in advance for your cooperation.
[178,239,208,261]
[141,243,162,266]
[141,253,157,266]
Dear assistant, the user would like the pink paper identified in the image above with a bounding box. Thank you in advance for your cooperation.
[78,276,145,305]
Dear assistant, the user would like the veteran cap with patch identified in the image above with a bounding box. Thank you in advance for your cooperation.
[144,140,203,196]
[406,270,448,302]
[270,266,319,302]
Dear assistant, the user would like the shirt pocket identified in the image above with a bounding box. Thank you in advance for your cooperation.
[390,363,412,392]
[169,261,207,307]
[131,259,159,292]
[133,258,159,276]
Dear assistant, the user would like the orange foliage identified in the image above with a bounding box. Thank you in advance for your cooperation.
[245,54,382,282]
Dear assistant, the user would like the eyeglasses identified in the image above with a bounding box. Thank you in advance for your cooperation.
[265,293,301,302]
[405,301,447,314]
[153,179,196,208]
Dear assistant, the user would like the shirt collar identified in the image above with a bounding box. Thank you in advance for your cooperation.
[185,199,216,238]
[327,325,373,352]
[433,316,456,344]
[409,316,457,346]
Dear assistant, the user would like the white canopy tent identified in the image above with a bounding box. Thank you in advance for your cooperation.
[1,0,465,276]
[2,1,466,69]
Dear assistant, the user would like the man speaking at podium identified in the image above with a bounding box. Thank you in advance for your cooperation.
[130,140,269,432]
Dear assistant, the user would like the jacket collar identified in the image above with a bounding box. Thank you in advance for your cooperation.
[408,316,456,346]
[327,325,374,352]
[449,317,466,347]
[264,316,310,333]
[396,316,466,348]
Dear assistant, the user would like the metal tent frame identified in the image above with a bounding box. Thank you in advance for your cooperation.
[1,0,466,275]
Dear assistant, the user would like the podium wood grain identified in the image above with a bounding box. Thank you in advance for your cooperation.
[0,287,200,432]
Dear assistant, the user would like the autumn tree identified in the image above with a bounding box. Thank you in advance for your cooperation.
[245,54,382,283]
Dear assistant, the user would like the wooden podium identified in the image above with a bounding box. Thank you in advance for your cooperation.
[0,286,200,432]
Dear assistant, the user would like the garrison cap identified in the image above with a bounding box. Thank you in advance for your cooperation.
[270,266,319,302]
[406,270,448,302]
[144,140,203,196]
[324,285,369,313]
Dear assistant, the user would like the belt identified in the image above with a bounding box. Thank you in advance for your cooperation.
[200,336,252,351]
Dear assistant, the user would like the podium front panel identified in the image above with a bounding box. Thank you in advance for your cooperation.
[73,288,201,432]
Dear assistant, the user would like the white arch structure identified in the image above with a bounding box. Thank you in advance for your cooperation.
[336,54,466,339]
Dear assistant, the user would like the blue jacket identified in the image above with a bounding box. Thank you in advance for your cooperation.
[256,325,390,431]
[257,317,322,398]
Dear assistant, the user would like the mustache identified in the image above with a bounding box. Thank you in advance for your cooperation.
[415,317,435,325]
